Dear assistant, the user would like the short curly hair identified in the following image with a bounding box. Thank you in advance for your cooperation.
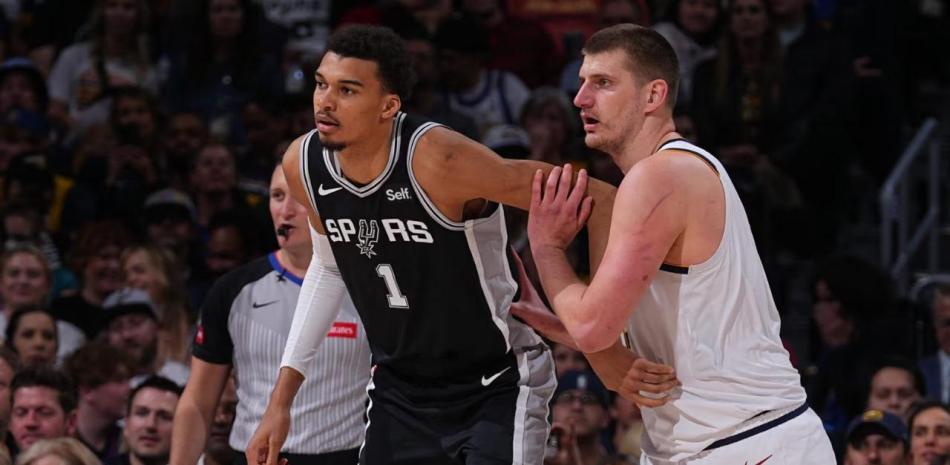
[326,25,416,101]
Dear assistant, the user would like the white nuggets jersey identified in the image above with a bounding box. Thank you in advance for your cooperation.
[628,139,806,462]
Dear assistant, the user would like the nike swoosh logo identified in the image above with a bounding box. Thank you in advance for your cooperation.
[745,455,772,465]
[252,300,278,309]
[481,367,511,387]
[318,184,343,196]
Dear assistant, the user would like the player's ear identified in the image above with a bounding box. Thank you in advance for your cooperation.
[644,79,669,113]
[382,94,401,119]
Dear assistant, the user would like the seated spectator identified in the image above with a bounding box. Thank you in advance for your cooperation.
[0,346,19,456]
[0,246,51,329]
[3,308,57,368]
[63,342,133,460]
[610,394,644,463]
[549,370,632,465]
[460,0,562,88]
[105,376,181,465]
[200,377,237,465]
[652,0,721,107]
[188,144,264,230]
[14,438,99,465]
[1,201,77,300]
[552,342,591,378]
[921,285,950,403]
[121,244,192,364]
[9,367,77,455]
[161,113,208,192]
[907,401,950,465]
[519,87,582,165]
[49,221,130,341]
[0,58,48,118]
[433,16,530,139]
[102,288,189,386]
[866,357,926,422]
[402,35,479,141]
[47,0,158,136]
[238,98,289,184]
[844,409,909,465]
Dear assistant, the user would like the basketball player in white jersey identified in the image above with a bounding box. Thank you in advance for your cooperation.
[523,24,836,464]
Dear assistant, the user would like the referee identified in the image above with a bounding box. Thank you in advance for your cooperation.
[170,161,371,465]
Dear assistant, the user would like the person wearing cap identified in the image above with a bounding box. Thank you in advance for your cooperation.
[102,288,189,387]
[170,160,370,465]
[548,370,633,465]
[845,409,910,465]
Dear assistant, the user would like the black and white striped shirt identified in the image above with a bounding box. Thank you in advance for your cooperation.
[193,253,371,453]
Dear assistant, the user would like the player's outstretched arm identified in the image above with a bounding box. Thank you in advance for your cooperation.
[412,127,616,271]
[246,136,348,465]
[529,157,686,353]
[170,359,231,465]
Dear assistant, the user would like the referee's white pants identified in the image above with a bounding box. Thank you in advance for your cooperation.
[640,408,836,465]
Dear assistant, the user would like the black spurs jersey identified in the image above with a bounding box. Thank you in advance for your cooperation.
[300,112,543,387]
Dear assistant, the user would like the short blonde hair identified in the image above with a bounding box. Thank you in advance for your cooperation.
[14,438,100,465]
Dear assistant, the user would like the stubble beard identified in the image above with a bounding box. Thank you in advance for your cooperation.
[318,133,346,151]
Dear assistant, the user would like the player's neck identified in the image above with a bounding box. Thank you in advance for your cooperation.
[276,248,310,277]
[335,117,397,184]
[614,116,678,173]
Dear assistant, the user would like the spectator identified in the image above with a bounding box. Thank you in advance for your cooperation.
[519,87,582,165]
[63,342,133,460]
[14,438,99,465]
[653,0,722,106]
[552,342,590,378]
[908,401,950,465]
[0,58,48,117]
[9,367,77,454]
[460,0,562,88]
[106,376,180,465]
[1,202,76,300]
[200,377,236,465]
[49,221,131,341]
[609,394,644,463]
[3,308,57,368]
[102,288,189,386]
[170,161,371,465]
[121,244,192,364]
[0,347,19,456]
[188,144,263,230]
[866,357,926,422]
[141,189,200,276]
[163,0,282,143]
[161,113,208,192]
[549,370,632,465]
[202,211,254,281]
[844,409,909,465]
[433,16,530,139]
[921,285,950,403]
[560,0,651,96]
[0,246,51,329]
[237,98,289,184]
[47,0,158,134]
[402,35,479,141]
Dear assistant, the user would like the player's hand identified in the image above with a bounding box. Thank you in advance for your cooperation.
[245,404,290,465]
[618,357,680,408]
[528,164,593,252]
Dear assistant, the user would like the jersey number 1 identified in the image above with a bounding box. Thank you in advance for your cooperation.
[376,264,409,308]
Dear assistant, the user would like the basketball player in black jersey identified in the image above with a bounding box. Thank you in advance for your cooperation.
[246,25,677,465]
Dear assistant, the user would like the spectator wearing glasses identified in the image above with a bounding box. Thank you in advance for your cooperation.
[548,370,633,465]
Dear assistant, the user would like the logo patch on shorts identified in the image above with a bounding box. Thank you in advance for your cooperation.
[327,322,357,339]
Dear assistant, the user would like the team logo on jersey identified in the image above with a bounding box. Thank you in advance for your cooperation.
[357,219,379,258]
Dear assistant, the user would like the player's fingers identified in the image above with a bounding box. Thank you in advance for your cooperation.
[577,196,593,228]
[266,439,279,465]
[637,378,680,394]
[531,169,543,210]
[634,358,676,375]
[566,168,588,208]
[557,163,573,202]
[279,459,288,465]
[631,393,670,408]
[544,166,562,205]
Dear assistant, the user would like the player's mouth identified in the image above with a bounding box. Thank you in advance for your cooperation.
[315,113,340,133]
[581,114,600,131]
[277,223,294,239]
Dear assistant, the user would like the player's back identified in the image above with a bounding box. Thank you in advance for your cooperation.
[299,112,545,400]
[627,139,806,462]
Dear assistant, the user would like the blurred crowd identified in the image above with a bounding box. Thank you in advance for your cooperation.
[0,0,947,464]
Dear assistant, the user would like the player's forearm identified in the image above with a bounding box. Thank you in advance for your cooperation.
[511,300,577,348]
[170,397,215,465]
[268,367,305,410]
[531,245,604,352]
[584,341,636,391]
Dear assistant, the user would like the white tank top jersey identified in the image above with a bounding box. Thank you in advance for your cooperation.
[627,139,806,462]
